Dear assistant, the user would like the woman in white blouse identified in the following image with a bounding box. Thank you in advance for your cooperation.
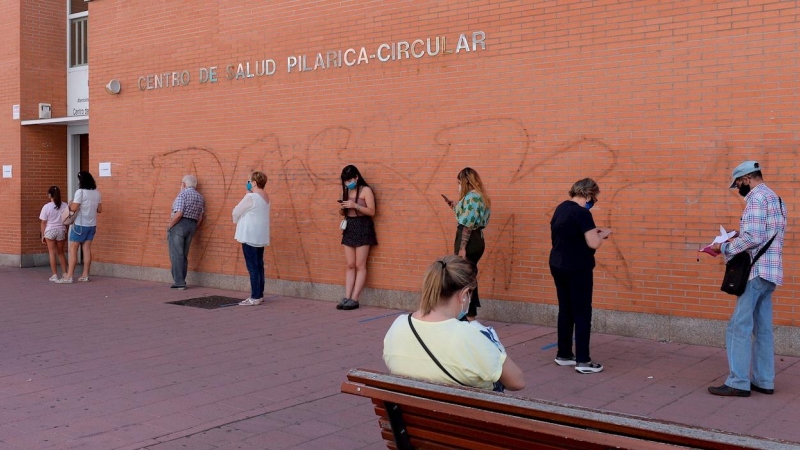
[233,171,271,305]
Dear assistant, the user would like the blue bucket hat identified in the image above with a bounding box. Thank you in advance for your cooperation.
[729,161,761,188]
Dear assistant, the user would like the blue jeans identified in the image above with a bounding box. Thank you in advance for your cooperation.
[725,276,776,390]
[242,243,265,300]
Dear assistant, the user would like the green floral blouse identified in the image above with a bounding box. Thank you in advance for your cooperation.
[455,191,490,230]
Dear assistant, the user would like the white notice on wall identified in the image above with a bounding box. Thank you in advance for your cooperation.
[2,165,11,178]
[99,162,112,177]
[12,105,19,120]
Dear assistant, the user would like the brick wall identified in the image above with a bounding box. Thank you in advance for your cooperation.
[86,1,799,325]
[0,1,22,256]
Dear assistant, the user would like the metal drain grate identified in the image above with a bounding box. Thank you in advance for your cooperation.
[167,296,241,309]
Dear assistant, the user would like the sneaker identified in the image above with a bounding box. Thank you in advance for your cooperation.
[554,356,577,366]
[575,361,603,374]
[238,298,263,306]
[49,275,59,282]
[341,298,359,310]
[170,285,186,290]
[336,297,348,310]
[750,383,774,395]
[56,277,73,284]
[708,384,750,397]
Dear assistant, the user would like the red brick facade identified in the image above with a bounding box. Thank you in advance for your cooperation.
[3,1,799,328]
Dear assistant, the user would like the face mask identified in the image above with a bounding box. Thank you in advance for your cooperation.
[457,293,470,320]
[346,181,357,190]
[584,201,594,210]
[246,181,252,192]
[738,183,751,197]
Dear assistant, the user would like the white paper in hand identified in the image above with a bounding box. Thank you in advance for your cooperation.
[712,225,737,245]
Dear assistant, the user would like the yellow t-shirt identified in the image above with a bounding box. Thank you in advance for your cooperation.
[383,314,506,390]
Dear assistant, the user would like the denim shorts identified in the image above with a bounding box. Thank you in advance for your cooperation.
[69,225,96,243]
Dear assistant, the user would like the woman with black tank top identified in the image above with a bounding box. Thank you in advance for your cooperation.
[337,165,378,311]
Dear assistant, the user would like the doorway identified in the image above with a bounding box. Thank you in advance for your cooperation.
[67,124,88,200]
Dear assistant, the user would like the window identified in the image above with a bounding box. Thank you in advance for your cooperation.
[68,0,88,68]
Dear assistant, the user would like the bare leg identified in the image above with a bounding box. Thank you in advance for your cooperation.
[351,245,371,301]
[80,240,93,278]
[65,241,79,279]
[45,239,58,276]
[343,245,356,299]
[56,239,68,275]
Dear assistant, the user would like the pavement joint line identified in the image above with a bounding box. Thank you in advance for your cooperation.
[134,392,343,449]
[358,311,406,323]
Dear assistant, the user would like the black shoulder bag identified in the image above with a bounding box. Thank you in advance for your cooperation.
[721,235,776,296]
[407,314,466,386]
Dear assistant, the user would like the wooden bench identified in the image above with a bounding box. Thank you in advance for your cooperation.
[341,369,795,450]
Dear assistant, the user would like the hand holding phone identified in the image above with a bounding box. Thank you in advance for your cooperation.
[441,194,454,208]
[337,200,343,203]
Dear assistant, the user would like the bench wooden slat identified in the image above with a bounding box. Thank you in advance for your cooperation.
[343,369,796,450]
[355,383,688,450]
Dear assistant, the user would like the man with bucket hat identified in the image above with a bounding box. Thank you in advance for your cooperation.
[708,161,786,397]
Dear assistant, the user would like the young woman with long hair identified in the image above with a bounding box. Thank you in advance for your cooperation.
[39,186,68,281]
[337,165,377,311]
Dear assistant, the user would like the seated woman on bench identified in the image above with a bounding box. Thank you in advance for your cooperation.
[383,255,525,391]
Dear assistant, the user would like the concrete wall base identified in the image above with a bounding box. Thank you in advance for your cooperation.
[91,261,800,357]
[0,252,50,268]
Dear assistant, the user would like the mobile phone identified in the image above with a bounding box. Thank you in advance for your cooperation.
[441,194,451,203]
[337,200,343,203]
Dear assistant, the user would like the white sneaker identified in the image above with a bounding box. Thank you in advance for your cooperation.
[554,357,577,366]
[49,275,59,282]
[238,298,263,306]
[575,361,604,374]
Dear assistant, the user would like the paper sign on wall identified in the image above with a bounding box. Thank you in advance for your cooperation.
[12,105,19,120]
[99,162,112,177]
[2,165,11,178]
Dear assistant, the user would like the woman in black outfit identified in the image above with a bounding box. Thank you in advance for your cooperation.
[549,178,612,374]
[337,165,377,311]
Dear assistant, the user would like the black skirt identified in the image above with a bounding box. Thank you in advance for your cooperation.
[341,216,378,248]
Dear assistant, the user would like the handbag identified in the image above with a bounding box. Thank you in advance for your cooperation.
[720,234,776,296]
[62,189,81,226]
[340,218,347,231]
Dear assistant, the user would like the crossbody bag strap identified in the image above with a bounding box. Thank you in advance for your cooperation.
[751,233,776,267]
[407,314,465,386]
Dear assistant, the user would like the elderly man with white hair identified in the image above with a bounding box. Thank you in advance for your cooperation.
[167,174,205,290]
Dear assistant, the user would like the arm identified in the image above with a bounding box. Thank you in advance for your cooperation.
[498,356,525,391]
[458,227,472,257]
[168,211,183,230]
[232,196,254,223]
[357,187,376,216]
[40,220,47,243]
[721,197,767,260]
[584,227,612,249]
[96,203,102,214]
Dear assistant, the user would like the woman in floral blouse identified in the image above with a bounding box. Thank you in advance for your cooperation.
[444,167,491,320]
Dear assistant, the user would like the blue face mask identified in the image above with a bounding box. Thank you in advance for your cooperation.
[345,181,357,190]
[246,181,252,192]
[584,201,593,210]
[457,294,470,320]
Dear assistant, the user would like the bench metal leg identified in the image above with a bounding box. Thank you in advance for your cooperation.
[384,401,412,450]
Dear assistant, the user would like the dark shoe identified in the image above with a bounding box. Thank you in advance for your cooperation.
[336,297,348,310]
[750,383,774,395]
[708,384,750,397]
[341,299,359,310]
[170,285,186,290]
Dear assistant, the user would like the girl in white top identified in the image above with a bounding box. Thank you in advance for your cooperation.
[232,171,271,306]
[383,255,525,391]
[39,186,68,281]
[58,171,102,284]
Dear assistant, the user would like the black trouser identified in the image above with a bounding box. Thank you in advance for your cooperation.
[550,266,594,363]
[454,225,485,317]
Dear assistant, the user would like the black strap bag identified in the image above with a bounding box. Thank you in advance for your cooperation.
[720,235,776,296]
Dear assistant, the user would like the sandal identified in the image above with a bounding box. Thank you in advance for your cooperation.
[77,277,89,282]
[56,277,73,284]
